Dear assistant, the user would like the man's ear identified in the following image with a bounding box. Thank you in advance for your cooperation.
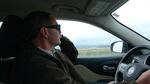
[40,27,49,39]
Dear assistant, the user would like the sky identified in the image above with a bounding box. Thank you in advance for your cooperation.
[57,20,120,46]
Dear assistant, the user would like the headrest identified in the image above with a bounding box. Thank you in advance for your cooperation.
[0,15,25,58]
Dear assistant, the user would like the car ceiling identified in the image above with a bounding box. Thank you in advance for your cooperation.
[0,0,128,21]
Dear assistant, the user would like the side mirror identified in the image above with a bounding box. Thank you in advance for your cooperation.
[111,41,128,53]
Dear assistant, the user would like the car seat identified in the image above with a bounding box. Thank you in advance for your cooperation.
[0,15,25,84]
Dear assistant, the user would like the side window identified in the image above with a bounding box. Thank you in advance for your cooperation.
[60,20,121,58]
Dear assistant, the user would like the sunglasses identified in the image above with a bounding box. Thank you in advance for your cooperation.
[45,24,61,32]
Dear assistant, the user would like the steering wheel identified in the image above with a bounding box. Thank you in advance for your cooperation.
[115,45,150,83]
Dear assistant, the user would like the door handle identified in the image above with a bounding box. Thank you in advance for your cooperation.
[103,65,116,71]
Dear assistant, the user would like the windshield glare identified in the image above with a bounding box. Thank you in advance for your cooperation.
[112,0,150,40]
[0,22,2,26]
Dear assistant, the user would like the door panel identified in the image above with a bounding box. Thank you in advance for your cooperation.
[75,64,114,82]
[75,56,122,82]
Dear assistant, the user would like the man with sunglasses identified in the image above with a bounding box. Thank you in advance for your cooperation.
[11,11,86,84]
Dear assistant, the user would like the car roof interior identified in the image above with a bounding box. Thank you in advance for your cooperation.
[0,0,128,22]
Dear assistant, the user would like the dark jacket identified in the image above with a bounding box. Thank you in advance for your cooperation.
[11,44,86,84]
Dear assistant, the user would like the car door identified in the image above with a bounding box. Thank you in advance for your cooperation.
[58,20,126,83]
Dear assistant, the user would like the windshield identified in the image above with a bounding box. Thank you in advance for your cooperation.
[112,0,150,40]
